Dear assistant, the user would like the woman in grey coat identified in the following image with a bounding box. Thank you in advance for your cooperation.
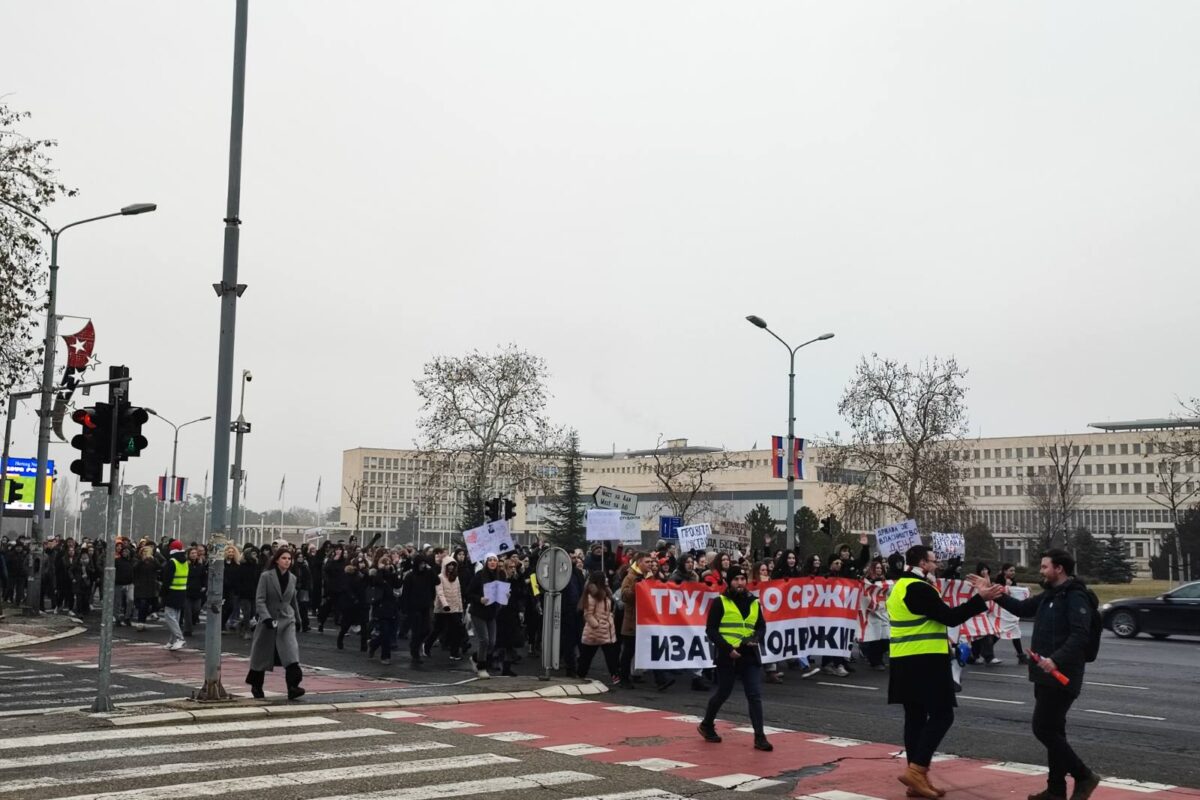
[246,547,305,700]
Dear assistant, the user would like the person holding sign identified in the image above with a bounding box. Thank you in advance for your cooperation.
[889,545,1003,799]
[697,566,773,752]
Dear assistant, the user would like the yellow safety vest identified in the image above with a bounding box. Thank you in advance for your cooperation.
[170,559,189,593]
[887,575,948,658]
[718,595,760,648]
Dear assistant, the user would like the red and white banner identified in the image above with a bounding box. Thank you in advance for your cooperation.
[633,577,862,670]
[994,586,1030,639]
[859,579,1023,642]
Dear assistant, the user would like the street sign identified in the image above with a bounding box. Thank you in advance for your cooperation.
[659,515,682,539]
[535,546,572,594]
[593,486,638,515]
[2,457,56,516]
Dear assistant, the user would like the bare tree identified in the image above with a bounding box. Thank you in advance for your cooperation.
[822,355,970,532]
[343,480,365,539]
[1146,425,1200,562]
[1024,438,1085,551]
[648,436,737,525]
[413,344,563,529]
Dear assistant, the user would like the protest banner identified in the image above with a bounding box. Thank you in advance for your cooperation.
[633,577,862,670]
[462,519,515,563]
[585,508,622,541]
[711,521,750,555]
[931,532,965,562]
[875,519,921,558]
[676,523,710,554]
[483,580,511,607]
[859,577,999,641]
[994,585,1030,639]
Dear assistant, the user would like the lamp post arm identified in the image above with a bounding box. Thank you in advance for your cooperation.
[55,211,123,236]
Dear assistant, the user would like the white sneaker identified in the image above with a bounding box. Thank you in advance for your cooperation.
[476,668,490,679]
[168,640,185,651]
[802,666,822,678]
[135,623,145,632]
[986,658,1004,666]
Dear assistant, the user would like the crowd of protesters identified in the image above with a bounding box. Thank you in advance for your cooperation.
[0,530,1024,689]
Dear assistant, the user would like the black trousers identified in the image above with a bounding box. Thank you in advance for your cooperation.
[577,642,620,679]
[1032,684,1090,794]
[861,640,887,667]
[703,659,764,736]
[903,703,955,767]
[424,613,466,657]
[408,610,431,659]
[337,607,368,650]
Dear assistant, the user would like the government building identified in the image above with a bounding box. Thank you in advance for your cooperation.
[341,419,1198,574]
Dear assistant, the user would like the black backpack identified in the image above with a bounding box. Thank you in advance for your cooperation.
[1065,582,1103,663]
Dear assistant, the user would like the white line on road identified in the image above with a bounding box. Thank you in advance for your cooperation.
[816,681,878,690]
[0,741,454,794]
[0,726,394,771]
[1083,709,1166,721]
[1086,682,1149,690]
[49,753,521,800]
[564,791,689,800]
[0,685,121,699]
[0,671,59,680]
[0,715,337,751]
[958,695,1025,705]
[312,772,601,800]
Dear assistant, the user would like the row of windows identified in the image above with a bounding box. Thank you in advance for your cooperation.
[963,462,1197,480]
[952,441,1179,462]
[969,481,1195,497]
[977,506,1174,536]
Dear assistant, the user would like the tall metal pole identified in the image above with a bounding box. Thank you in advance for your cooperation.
[93,365,129,712]
[229,374,249,545]
[200,0,249,701]
[27,233,60,615]
[785,349,797,553]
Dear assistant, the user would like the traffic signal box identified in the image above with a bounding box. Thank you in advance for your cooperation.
[70,402,112,485]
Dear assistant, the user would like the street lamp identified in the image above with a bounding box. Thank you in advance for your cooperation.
[0,197,156,614]
[145,410,212,538]
[745,315,834,552]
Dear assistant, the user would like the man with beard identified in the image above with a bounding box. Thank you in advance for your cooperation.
[697,565,773,752]
[985,550,1101,800]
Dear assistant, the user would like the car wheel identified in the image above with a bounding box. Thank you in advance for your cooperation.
[1110,610,1139,638]
[1150,633,1169,640]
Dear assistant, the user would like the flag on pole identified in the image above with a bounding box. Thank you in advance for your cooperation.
[315,476,322,504]
[156,475,168,501]
[770,436,805,479]
[279,475,286,501]
[174,477,188,503]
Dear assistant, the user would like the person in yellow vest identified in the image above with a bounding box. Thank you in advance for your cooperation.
[889,544,1003,798]
[160,539,189,652]
[697,566,773,751]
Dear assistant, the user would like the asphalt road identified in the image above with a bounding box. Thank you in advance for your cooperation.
[2,615,1197,790]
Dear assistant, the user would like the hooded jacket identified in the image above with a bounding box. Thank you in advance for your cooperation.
[401,554,438,613]
[435,558,463,613]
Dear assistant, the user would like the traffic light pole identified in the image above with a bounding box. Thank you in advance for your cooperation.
[200,0,250,702]
[92,366,130,713]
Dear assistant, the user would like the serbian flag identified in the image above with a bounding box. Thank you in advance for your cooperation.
[770,436,805,479]
[156,475,169,501]
[174,477,188,503]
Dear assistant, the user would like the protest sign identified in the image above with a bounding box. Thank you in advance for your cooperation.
[712,521,750,555]
[676,523,710,553]
[462,519,515,564]
[620,516,643,545]
[931,532,965,562]
[483,580,511,607]
[586,508,623,541]
[875,519,921,558]
[633,577,862,670]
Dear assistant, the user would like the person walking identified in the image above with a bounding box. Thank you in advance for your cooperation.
[888,544,1002,799]
[246,547,305,700]
[618,552,673,691]
[425,556,466,661]
[464,554,501,678]
[997,563,1029,664]
[989,549,1102,800]
[577,571,621,685]
[160,540,189,651]
[401,553,437,667]
[368,553,401,665]
[696,566,772,751]
[132,545,159,631]
[112,539,135,626]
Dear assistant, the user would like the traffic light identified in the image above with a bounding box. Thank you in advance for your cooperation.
[70,402,111,484]
[503,499,516,521]
[820,516,832,537]
[484,497,501,523]
[114,402,149,460]
[3,477,23,505]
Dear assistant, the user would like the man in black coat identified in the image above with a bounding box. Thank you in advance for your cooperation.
[401,554,437,666]
[991,549,1101,800]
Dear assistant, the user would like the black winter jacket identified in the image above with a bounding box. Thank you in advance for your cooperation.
[994,578,1093,696]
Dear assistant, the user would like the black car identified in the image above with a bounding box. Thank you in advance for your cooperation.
[1101,580,1200,639]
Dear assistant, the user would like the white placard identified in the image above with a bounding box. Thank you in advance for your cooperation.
[931,532,965,562]
[677,523,711,554]
[483,580,511,606]
[586,508,623,541]
[874,519,921,558]
[462,519,515,564]
[621,516,643,545]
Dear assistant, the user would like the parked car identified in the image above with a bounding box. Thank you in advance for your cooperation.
[1101,580,1200,639]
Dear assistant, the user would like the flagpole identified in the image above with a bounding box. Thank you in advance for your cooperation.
[279,474,285,534]
[314,477,322,531]
[201,470,209,538]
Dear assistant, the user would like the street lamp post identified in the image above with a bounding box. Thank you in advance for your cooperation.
[146,411,212,540]
[745,316,834,553]
[0,198,156,614]
[228,370,251,546]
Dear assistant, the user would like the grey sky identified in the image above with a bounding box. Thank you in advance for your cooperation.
[4,1,1198,514]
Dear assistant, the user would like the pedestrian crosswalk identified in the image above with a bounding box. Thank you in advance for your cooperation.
[0,662,169,716]
[0,713,697,800]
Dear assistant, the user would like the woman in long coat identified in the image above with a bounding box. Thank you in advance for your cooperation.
[246,547,305,700]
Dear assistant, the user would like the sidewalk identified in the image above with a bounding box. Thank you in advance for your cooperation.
[0,611,86,651]
[346,696,1200,800]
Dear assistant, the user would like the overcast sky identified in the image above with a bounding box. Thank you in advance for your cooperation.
[4,1,1198,515]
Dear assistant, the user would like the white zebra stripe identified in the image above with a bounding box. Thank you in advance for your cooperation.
[0,715,336,751]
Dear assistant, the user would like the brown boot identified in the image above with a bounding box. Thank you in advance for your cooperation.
[899,764,941,800]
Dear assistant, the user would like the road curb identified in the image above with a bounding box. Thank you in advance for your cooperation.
[0,624,87,652]
[101,679,611,726]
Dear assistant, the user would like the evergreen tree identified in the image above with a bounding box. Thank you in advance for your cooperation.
[745,504,776,560]
[545,430,586,552]
[1072,527,1102,578]
[793,506,820,558]
[963,522,999,564]
[1095,532,1135,584]
[459,483,486,533]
